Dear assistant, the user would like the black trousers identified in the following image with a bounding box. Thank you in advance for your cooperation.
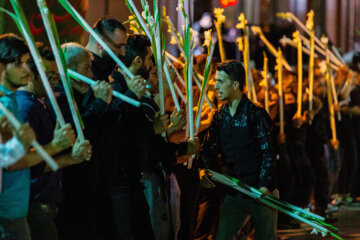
[108,184,155,240]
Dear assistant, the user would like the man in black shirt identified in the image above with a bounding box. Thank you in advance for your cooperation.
[198,60,276,240]
[86,17,127,81]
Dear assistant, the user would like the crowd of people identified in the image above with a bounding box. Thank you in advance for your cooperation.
[0,14,359,240]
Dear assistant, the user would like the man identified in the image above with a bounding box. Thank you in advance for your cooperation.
[86,17,127,81]
[16,43,92,240]
[0,33,75,240]
[106,34,153,240]
[55,42,114,240]
[198,60,276,240]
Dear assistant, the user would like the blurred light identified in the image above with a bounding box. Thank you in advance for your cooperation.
[219,0,238,8]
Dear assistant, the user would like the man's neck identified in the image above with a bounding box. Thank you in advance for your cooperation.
[227,91,243,116]
[128,65,138,76]
[18,85,38,96]
[86,44,100,57]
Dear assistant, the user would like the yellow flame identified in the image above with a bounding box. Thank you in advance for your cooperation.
[203,29,212,47]
[236,37,244,51]
[236,13,247,29]
[214,8,225,24]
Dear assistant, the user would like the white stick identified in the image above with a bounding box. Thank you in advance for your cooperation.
[174,82,186,103]
[193,70,214,109]
[0,102,59,171]
[281,37,339,70]
[59,0,134,79]
[165,51,185,66]
[165,56,185,87]
[163,62,181,111]
[286,12,343,67]
[67,69,141,107]
[38,0,85,141]
[300,35,342,67]
[331,45,346,65]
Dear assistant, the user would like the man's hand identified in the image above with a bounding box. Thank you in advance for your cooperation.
[153,113,169,134]
[71,139,92,163]
[199,169,216,188]
[186,137,200,155]
[333,102,340,114]
[259,186,270,198]
[127,75,146,99]
[167,109,185,135]
[51,122,75,152]
[277,133,286,145]
[304,110,315,122]
[92,80,113,104]
[330,139,339,150]
[292,115,303,129]
[15,123,36,150]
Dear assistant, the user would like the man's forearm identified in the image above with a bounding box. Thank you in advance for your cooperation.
[6,141,68,171]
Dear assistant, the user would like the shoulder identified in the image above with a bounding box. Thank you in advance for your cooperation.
[0,95,17,113]
[249,104,273,127]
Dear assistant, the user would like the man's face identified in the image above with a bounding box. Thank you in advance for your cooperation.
[214,70,236,101]
[2,53,31,88]
[103,28,127,58]
[72,55,93,93]
[34,58,59,97]
[137,46,153,79]
[147,66,158,94]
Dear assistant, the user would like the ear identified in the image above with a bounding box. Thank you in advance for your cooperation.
[96,42,104,53]
[134,56,143,67]
[233,81,239,90]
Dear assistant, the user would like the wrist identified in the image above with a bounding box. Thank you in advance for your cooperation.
[48,141,62,155]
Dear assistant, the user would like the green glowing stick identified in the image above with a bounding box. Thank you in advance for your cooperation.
[9,0,66,126]
[38,0,85,141]
[0,102,59,171]
[67,69,141,107]
[58,0,133,79]
[195,42,215,133]
[208,170,343,239]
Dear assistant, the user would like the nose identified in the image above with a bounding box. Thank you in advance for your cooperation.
[215,82,219,90]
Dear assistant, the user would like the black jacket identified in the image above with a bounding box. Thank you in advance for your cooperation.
[198,95,275,190]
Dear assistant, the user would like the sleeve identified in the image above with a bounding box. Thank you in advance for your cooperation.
[0,137,25,168]
[197,111,221,169]
[253,108,275,189]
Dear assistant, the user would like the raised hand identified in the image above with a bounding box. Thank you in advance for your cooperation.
[126,75,146,99]
[51,122,75,152]
[92,80,113,104]
[71,138,92,163]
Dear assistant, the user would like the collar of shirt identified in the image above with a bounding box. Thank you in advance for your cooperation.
[16,90,37,101]
[223,94,248,119]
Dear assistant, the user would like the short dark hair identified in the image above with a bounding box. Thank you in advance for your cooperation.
[122,34,151,67]
[91,16,126,42]
[28,42,55,79]
[0,33,29,65]
[216,60,246,90]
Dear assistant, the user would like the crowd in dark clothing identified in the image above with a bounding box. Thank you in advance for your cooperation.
[1,14,360,240]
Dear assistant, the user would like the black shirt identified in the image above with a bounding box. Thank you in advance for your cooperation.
[91,52,117,81]
[198,95,275,189]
